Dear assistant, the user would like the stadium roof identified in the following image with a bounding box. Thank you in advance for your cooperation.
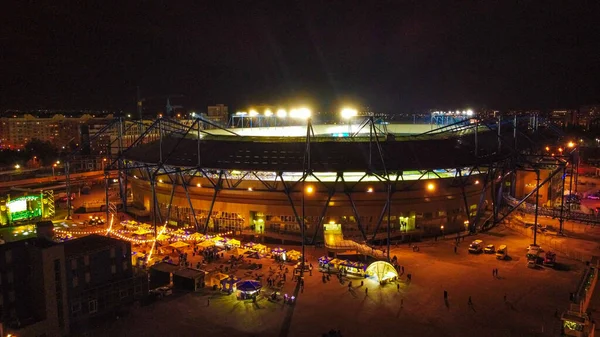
[123,129,514,172]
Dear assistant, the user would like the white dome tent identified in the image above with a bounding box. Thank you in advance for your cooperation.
[366,261,398,284]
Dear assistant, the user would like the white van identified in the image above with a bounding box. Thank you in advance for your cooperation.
[468,240,483,254]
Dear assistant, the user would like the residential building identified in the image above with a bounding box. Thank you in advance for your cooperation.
[0,114,114,152]
[63,234,147,331]
[0,238,70,337]
[0,233,147,336]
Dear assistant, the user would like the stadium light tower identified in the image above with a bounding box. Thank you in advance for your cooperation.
[276,109,287,118]
[341,108,358,134]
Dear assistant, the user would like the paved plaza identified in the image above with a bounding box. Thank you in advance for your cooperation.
[72,223,593,337]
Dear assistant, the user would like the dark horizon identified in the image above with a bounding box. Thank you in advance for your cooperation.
[2,2,600,113]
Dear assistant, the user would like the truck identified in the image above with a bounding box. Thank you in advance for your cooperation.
[543,251,556,268]
[496,245,508,260]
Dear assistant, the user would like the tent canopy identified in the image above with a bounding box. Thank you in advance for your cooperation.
[235,280,262,292]
[230,247,247,256]
[133,228,152,235]
[228,239,241,247]
[188,233,204,241]
[253,243,267,252]
[170,241,190,249]
[197,240,215,248]
[366,261,398,282]
[211,236,225,243]
[156,234,171,241]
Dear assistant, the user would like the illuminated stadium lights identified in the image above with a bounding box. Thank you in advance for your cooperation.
[249,109,259,117]
[264,109,273,117]
[426,182,435,191]
[276,109,287,118]
[290,107,311,119]
[341,107,358,119]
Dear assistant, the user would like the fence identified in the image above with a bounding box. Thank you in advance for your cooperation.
[502,219,593,263]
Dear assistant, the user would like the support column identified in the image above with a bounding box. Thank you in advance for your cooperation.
[386,183,391,262]
[104,171,110,225]
[559,165,566,236]
[65,161,72,220]
[203,171,222,234]
[533,169,540,246]
[179,172,200,232]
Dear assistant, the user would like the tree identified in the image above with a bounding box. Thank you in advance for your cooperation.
[24,139,58,166]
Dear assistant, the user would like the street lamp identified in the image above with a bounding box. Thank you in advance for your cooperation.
[427,182,435,191]
[14,164,20,169]
[52,163,57,176]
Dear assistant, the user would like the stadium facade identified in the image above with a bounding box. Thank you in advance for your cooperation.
[108,117,526,245]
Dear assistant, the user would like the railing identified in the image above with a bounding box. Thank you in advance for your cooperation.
[503,195,600,225]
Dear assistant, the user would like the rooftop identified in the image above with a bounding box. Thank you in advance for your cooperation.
[150,262,181,274]
[173,268,206,279]
[63,234,127,257]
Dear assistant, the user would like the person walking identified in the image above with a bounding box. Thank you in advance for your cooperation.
[454,246,457,254]
[468,296,472,306]
[365,287,368,296]
[444,290,448,300]
[503,294,507,302]
[397,283,400,292]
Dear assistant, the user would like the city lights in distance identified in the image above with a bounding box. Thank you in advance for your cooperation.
[426,182,435,191]
[341,107,358,119]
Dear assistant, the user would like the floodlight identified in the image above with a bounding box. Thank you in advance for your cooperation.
[293,107,311,119]
[249,109,259,117]
[236,111,247,116]
[466,109,474,116]
[264,109,273,117]
[276,109,287,118]
[341,108,358,119]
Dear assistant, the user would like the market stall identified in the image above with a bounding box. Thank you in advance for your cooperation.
[169,241,190,249]
[197,240,215,249]
[227,238,241,247]
[235,280,262,300]
[253,244,268,254]
[286,250,302,261]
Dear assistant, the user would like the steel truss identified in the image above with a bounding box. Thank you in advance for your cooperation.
[62,113,573,258]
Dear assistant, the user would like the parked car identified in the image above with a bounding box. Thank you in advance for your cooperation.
[484,244,495,254]
[150,286,173,298]
[468,240,483,254]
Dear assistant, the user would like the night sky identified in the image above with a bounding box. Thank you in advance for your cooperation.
[2,1,599,113]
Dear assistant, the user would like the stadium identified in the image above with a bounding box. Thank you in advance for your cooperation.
[105,111,547,253]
